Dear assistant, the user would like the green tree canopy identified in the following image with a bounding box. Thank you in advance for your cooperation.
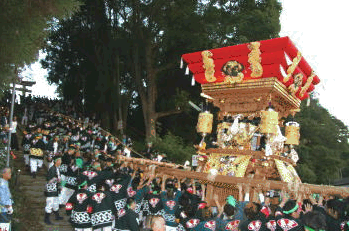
[295,97,349,184]
[0,0,80,87]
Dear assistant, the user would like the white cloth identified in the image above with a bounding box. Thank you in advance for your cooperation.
[38,159,43,168]
[0,223,10,230]
[75,228,92,231]
[30,158,39,173]
[30,158,43,173]
[45,196,60,213]
[53,142,58,154]
[58,187,75,205]
[9,121,17,133]
[165,226,177,231]
[93,226,112,231]
[24,154,29,165]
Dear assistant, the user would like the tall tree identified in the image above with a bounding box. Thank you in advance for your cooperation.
[123,0,282,140]
[295,97,349,184]
[42,0,282,141]
[0,0,80,90]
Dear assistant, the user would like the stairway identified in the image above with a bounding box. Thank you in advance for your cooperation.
[12,149,73,231]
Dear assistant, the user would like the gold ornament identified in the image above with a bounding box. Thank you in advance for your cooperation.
[222,60,244,84]
[288,73,303,96]
[202,50,217,82]
[285,123,300,145]
[284,51,302,83]
[299,71,316,98]
[260,110,279,134]
[248,42,263,78]
[197,112,213,134]
[30,148,43,157]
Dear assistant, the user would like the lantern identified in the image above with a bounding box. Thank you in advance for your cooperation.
[285,121,300,145]
[197,111,213,134]
[260,109,279,135]
[197,111,213,148]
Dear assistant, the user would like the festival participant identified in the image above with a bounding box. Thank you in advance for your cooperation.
[238,186,267,231]
[59,164,79,207]
[114,197,140,231]
[275,192,304,231]
[322,198,343,230]
[66,179,93,231]
[61,135,71,152]
[160,175,182,231]
[109,165,132,213]
[215,189,245,231]
[9,116,18,150]
[29,133,46,178]
[22,127,33,169]
[151,215,166,231]
[143,178,164,217]
[45,156,64,225]
[302,210,327,231]
[0,167,13,226]
[46,135,62,169]
[90,181,116,231]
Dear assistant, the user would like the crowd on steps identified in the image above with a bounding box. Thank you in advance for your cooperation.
[0,97,349,230]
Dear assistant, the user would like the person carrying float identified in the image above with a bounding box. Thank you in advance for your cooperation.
[66,178,93,231]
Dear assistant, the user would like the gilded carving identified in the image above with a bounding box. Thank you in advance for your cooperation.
[284,51,302,83]
[201,50,217,82]
[248,42,263,78]
[288,73,303,96]
[299,71,315,97]
[222,60,244,84]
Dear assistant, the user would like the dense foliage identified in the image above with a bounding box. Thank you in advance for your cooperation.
[41,0,282,140]
[295,97,349,184]
[0,0,80,90]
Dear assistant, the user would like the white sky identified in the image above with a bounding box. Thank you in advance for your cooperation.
[20,0,349,125]
[279,0,349,126]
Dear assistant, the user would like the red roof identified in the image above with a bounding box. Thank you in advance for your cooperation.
[181,36,320,100]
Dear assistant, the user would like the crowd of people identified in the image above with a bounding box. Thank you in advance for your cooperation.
[0,97,348,231]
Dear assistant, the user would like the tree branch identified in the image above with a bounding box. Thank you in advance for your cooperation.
[156,109,183,119]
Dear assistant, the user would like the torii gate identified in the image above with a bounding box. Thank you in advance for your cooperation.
[12,80,36,96]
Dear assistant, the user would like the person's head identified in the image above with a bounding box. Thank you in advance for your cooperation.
[126,197,137,211]
[303,211,327,231]
[224,203,235,217]
[54,157,62,166]
[244,202,261,220]
[1,167,11,181]
[196,204,213,221]
[165,179,175,198]
[326,199,343,219]
[54,136,59,142]
[283,200,301,219]
[93,161,101,171]
[151,215,166,231]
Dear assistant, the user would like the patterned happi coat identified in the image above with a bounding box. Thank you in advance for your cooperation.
[89,190,116,229]
[66,188,92,229]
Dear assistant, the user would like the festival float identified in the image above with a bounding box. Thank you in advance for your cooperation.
[181,36,318,187]
[119,36,349,204]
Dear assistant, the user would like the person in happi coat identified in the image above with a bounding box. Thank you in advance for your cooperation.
[90,181,116,231]
[29,133,46,178]
[45,156,64,225]
[114,197,140,231]
[66,178,93,231]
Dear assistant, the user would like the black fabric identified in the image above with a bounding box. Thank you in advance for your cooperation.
[114,208,140,231]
